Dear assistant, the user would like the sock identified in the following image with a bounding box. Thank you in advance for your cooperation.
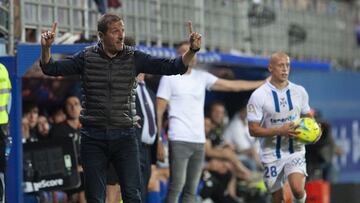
[293,192,306,203]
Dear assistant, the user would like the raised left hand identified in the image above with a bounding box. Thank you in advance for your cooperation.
[187,21,202,51]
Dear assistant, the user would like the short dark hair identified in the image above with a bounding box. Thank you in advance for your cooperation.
[97,13,123,33]
[23,102,39,115]
[209,101,226,111]
[63,95,81,116]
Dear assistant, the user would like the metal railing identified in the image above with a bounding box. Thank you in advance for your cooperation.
[1,0,359,69]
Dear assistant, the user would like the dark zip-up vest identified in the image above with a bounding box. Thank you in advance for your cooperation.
[80,45,138,128]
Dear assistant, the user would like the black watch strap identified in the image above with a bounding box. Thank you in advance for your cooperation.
[189,47,200,53]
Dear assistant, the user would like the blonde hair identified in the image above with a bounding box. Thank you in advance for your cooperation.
[270,52,289,65]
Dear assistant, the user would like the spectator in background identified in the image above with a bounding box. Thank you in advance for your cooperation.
[136,73,162,201]
[48,106,66,125]
[207,101,228,146]
[21,117,30,142]
[205,102,252,179]
[50,96,82,142]
[201,117,242,203]
[305,109,342,182]
[50,95,85,203]
[92,0,122,14]
[144,110,171,203]
[223,106,262,171]
[157,41,264,203]
[36,115,51,141]
[23,102,40,141]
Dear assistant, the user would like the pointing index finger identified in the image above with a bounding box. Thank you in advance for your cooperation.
[187,21,193,35]
[51,22,57,34]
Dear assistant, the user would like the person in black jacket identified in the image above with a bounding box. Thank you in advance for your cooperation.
[105,38,163,203]
[40,13,201,203]
[50,95,85,203]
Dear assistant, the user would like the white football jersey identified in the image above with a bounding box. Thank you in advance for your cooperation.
[247,81,311,163]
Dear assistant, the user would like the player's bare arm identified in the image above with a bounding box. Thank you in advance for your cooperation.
[248,121,297,138]
[156,97,168,162]
[211,78,265,92]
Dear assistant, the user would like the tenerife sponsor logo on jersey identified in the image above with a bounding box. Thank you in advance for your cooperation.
[270,114,297,124]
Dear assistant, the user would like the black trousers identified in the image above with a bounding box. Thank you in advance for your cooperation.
[105,139,153,202]
[80,128,142,203]
[139,143,152,202]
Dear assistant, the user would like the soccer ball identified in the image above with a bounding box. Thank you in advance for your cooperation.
[294,117,321,144]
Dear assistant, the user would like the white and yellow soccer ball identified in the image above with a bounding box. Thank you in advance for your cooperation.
[294,117,321,144]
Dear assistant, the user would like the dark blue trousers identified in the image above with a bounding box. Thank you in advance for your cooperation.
[80,127,142,203]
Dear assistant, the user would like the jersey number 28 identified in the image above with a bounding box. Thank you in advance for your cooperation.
[264,166,277,178]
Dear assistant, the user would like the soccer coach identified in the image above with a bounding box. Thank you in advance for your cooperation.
[40,13,201,203]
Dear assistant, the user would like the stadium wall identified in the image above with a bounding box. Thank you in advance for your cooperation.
[291,70,360,183]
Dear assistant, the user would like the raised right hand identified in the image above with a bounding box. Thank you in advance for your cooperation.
[41,22,57,47]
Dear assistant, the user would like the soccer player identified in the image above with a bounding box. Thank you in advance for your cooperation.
[247,52,317,203]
